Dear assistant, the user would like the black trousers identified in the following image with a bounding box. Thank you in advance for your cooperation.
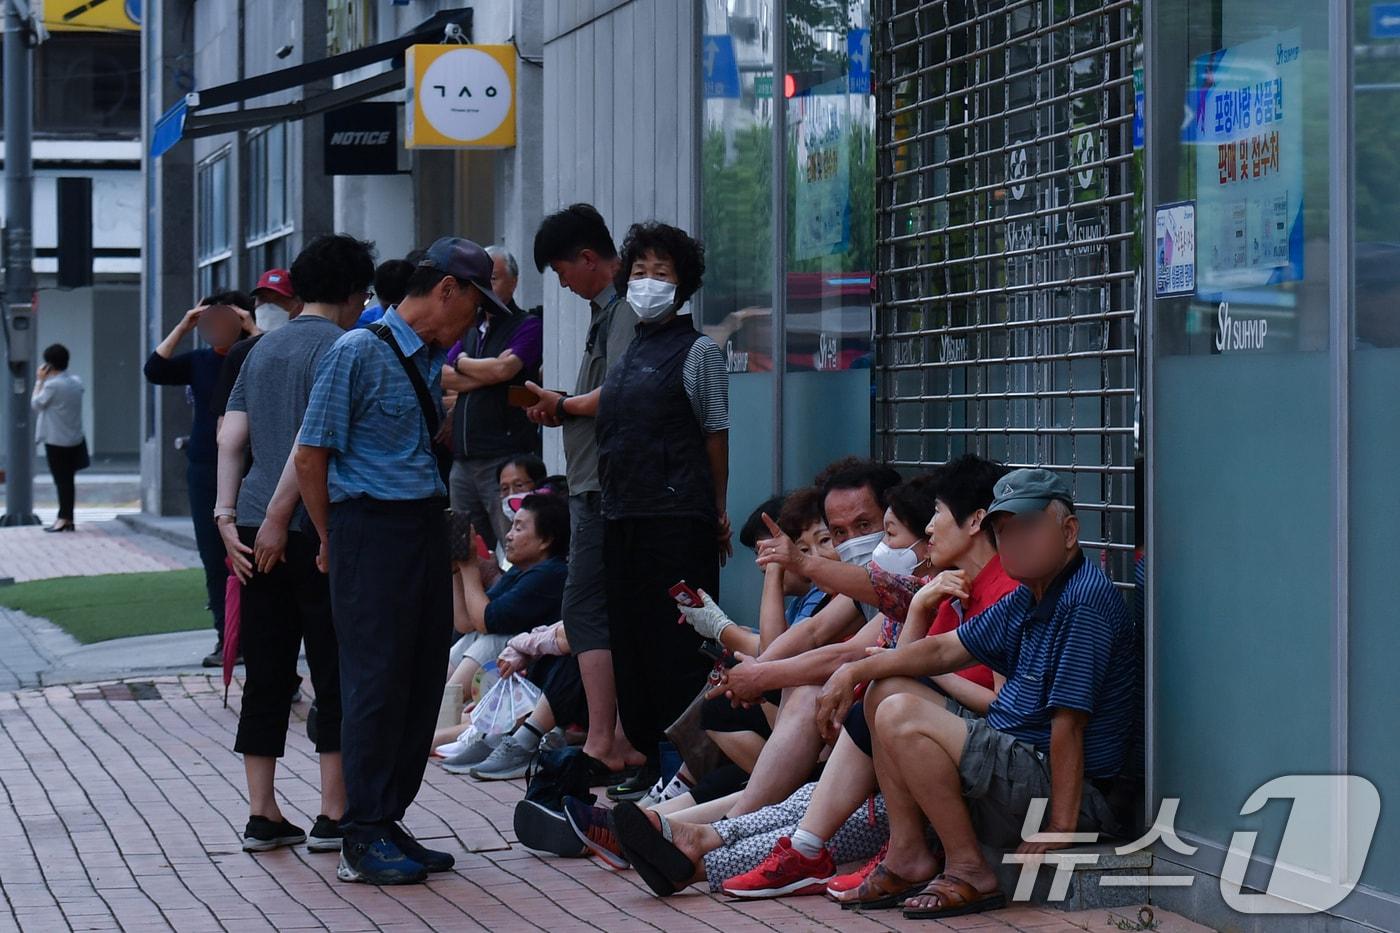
[529,653,587,729]
[44,443,82,521]
[328,496,453,844]
[234,528,342,758]
[604,516,719,764]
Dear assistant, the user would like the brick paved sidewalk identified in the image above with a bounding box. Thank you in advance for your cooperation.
[0,521,200,584]
[0,675,1212,933]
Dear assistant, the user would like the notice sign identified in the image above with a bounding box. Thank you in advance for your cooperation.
[1185,28,1303,296]
[1155,202,1196,297]
[793,92,851,261]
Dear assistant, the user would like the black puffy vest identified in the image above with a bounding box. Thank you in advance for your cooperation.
[597,313,716,521]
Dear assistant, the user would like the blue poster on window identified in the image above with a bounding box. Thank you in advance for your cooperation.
[1183,28,1303,298]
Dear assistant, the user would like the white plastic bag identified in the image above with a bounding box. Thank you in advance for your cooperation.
[466,673,542,743]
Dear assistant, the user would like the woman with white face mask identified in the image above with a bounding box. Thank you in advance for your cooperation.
[594,221,732,798]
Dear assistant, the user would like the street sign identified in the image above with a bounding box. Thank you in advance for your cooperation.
[703,35,740,99]
[1374,3,1400,37]
[324,102,401,174]
[754,74,773,98]
[847,28,871,94]
[150,100,188,159]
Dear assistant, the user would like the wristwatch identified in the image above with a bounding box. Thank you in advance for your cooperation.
[555,394,570,421]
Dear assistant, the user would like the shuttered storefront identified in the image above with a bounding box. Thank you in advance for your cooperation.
[873,0,1140,584]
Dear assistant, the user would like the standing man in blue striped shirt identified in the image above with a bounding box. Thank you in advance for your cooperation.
[813,468,1136,919]
[295,238,507,886]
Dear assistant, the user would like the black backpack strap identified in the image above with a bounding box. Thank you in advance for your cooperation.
[368,321,440,437]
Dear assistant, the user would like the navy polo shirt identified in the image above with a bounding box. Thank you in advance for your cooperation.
[483,556,568,636]
[956,550,1137,778]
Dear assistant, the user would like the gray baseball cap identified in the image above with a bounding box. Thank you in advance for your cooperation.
[987,468,1075,517]
[419,236,510,316]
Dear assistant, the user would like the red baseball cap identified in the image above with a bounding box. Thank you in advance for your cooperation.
[251,268,294,299]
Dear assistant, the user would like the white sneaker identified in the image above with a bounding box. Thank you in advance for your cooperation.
[638,773,691,808]
[435,738,470,758]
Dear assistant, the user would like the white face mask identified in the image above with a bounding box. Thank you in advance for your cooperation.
[627,277,678,321]
[871,539,922,577]
[502,497,521,524]
[835,529,884,568]
[255,302,289,332]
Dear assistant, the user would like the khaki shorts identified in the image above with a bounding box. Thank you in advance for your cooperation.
[957,717,1122,848]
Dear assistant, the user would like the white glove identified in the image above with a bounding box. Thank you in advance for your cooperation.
[678,590,736,641]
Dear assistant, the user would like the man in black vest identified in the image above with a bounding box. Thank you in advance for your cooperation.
[442,246,543,551]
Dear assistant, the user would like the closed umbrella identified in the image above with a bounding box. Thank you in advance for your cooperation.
[222,560,242,706]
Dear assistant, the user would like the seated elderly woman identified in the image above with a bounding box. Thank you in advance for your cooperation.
[439,491,570,737]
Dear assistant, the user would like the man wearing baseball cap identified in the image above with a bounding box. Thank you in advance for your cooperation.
[251,268,304,332]
[811,467,1139,920]
[295,236,495,885]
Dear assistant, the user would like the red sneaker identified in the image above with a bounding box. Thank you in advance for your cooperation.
[826,841,888,896]
[720,837,836,899]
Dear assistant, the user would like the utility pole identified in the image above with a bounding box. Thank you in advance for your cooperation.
[2,0,39,526]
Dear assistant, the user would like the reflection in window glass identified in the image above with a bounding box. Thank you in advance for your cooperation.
[785,0,875,374]
[701,0,776,374]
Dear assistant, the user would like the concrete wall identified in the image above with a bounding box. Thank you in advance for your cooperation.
[539,0,701,471]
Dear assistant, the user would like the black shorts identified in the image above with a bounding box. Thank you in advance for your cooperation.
[700,693,772,738]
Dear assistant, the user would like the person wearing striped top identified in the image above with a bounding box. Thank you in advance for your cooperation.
[813,467,1135,919]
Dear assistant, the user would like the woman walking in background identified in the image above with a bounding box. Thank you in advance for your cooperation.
[31,343,87,533]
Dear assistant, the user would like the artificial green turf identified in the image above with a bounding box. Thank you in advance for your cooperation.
[0,569,211,644]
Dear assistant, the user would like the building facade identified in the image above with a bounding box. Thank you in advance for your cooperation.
[1,12,144,466]
[139,1,1398,926]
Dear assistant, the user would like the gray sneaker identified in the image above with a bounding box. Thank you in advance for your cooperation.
[469,732,539,781]
[441,734,499,774]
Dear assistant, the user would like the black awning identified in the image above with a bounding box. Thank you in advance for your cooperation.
[178,7,472,135]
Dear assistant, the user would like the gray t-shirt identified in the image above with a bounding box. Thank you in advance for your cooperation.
[563,285,637,494]
[227,315,344,527]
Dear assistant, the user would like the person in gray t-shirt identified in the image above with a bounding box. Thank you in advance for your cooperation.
[212,234,374,856]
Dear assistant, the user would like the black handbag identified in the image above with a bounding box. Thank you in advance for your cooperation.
[73,438,91,472]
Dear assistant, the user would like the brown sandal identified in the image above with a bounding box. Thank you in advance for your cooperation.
[830,863,932,910]
[901,873,1006,919]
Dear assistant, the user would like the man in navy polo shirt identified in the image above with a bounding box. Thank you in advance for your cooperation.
[816,468,1136,919]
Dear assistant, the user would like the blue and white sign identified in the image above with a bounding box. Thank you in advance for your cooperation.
[847,28,871,94]
[703,35,741,99]
[1373,3,1400,38]
[1155,201,1196,297]
[1184,28,1304,296]
[150,99,188,159]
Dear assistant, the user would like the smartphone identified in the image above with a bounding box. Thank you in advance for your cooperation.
[506,385,539,408]
[669,581,703,608]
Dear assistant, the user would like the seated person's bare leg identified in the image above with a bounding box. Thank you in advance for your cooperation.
[793,730,878,841]
[639,809,726,885]
[447,655,482,691]
[655,792,737,824]
[873,677,998,903]
[725,684,826,819]
[707,728,765,774]
[578,649,646,770]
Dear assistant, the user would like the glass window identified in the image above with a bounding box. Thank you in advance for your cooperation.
[1149,0,1334,851]
[197,150,232,298]
[33,34,140,135]
[1349,0,1400,898]
[327,0,377,56]
[781,0,875,488]
[246,124,291,246]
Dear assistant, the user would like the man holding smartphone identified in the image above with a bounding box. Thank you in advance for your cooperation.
[441,245,542,553]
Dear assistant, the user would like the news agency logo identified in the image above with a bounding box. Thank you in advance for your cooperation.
[1009,775,1380,916]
